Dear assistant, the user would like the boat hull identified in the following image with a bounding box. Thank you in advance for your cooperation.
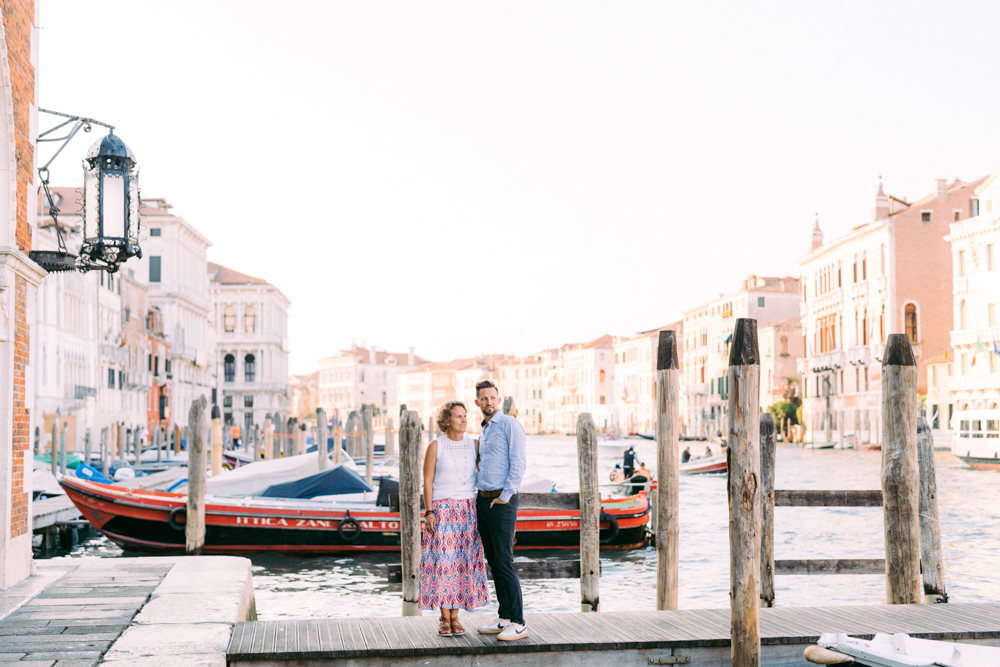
[60,478,649,555]
[679,454,727,475]
[957,455,1000,471]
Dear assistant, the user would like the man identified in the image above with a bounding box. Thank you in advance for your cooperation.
[623,445,636,479]
[473,380,528,641]
[682,446,691,463]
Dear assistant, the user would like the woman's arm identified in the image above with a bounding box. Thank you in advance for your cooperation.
[474,439,480,470]
[422,439,438,534]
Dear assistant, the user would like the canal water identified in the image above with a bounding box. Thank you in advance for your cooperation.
[41,435,1000,618]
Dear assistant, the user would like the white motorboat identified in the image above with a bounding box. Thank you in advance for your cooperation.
[806,632,1000,667]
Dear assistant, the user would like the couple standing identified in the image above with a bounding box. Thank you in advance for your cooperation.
[419,380,528,641]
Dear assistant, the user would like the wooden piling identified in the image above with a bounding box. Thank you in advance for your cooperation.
[727,318,761,667]
[118,423,126,468]
[211,406,223,477]
[502,396,516,416]
[760,412,776,608]
[263,416,274,460]
[917,415,947,603]
[134,427,142,467]
[333,423,343,466]
[273,414,283,458]
[84,429,92,465]
[655,330,680,611]
[881,333,922,605]
[155,426,162,463]
[254,425,261,459]
[363,407,374,485]
[385,418,395,457]
[577,412,600,613]
[174,424,182,456]
[100,427,108,476]
[399,410,422,616]
[59,423,68,476]
[50,418,58,477]
[186,396,209,555]
[317,408,328,471]
[346,411,357,458]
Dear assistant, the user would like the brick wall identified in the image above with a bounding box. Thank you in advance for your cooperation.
[2,0,36,538]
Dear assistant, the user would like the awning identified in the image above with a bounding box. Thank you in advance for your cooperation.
[717,332,733,344]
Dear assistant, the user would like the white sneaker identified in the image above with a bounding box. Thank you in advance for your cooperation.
[497,622,529,641]
[477,618,509,634]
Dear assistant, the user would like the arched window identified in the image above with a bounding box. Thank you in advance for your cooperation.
[862,308,869,345]
[245,306,256,333]
[905,304,918,343]
[245,354,256,382]
[224,354,235,382]
[599,369,605,383]
[780,336,788,355]
[960,300,967,329]
[224,305,236,333]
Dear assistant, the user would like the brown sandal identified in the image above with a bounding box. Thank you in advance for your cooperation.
[450,614,466,636]
[438,616,452,636]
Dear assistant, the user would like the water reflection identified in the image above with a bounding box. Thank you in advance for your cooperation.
[42,436,1000,618]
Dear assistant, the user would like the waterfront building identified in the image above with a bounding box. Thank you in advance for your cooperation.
[132,200,216,427]
[613,322,684,435]
[396,354,511,433]
[1,2,45,589]
[923,351,953,448]
[682,276,800,438]
[544,335,616,434]
[209,262,290,433]
[319,345,425,419]
[758,318,803,414]
[799,176,985,446]
[496,356,544,433]
[290,371,319,419]
[944,168,1000,458]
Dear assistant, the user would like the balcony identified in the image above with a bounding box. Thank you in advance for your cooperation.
[221,381,288,393]
[951,329,992,348]
[948,374,1000,392]
[807,349,846,373]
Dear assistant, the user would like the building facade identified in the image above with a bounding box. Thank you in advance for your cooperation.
[209,262,290,433]
[799,177,985,446]
[319,346,424,419]
[497,356,545,433]
[758,318,803,413]
[290,371,319,419]
[613,321,684,435]
[544,335,616,434]
[683,276,800,438]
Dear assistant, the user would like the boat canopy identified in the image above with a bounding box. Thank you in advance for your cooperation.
[261,464,374,499]
[207,452,355,497]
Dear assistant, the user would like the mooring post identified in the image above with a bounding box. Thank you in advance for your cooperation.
[399,409,422,616]
[333,422,343,466]
[316,407,328,471]
[59,423,68,477]
[100,427,108,476]
[254,425,261,459]
[273,413,283,458]
[917,416,947,603]
[34,426,40,456]
[174,424,182,456]
[84,428,92,465]
[210,406,223,477]
[577,412,600,613]
[118,423,126,469]
[385,417,395,457]
[134,427,142,467]
[881,333,922,605]
[363,406,374,485]
[285,418,297,458]
[263,416,274,460]
[155,425,162,463]
[50,418,58,477]
[759,412,776,608]
[655,330,680,611]
[502,396,515,416]
[187,396,209,555]
[346,411,357,458]
[728,318,761,667]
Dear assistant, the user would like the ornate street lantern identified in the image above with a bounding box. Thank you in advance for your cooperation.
[79,132,142,273]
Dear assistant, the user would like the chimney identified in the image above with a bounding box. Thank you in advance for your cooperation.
[810,216,824,251]
[408,347,415,366]
[936,179,948,199]
[871,181,889,221]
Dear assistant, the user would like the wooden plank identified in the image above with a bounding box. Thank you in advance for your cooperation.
[339,618,367,657]
[655,329,681,611]
[774,489,883,506]
[775,558,885,575]
[227,622,247,655]
[357,618,391,652]
[386,559,594,583]
[273,620,287,655]
[374,616,415,656]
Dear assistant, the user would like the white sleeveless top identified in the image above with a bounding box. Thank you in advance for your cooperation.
[432,434,477,501]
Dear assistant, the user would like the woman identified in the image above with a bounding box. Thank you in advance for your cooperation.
[420,401,489,636]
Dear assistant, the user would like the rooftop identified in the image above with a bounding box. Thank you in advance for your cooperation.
[208,261,268,286]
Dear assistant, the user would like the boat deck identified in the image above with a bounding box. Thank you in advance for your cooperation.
[227,602,1000,667]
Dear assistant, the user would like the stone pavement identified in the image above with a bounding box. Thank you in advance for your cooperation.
[0,556,255,667]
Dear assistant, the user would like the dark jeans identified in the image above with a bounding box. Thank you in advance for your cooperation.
[476,492,523,625]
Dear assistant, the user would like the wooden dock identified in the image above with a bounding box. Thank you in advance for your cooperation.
[227,602,1000,666]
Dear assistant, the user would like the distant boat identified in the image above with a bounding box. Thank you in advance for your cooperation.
[956,453,1000,471]
[680,453,727,475]
[635,434,655,440]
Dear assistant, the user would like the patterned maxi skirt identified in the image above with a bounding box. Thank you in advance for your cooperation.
[419,498,490,611]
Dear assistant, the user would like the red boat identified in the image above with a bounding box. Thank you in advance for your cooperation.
[679,452,727,474]
[59,476,650,554]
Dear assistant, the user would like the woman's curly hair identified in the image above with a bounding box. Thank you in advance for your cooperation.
[436,401,467,433]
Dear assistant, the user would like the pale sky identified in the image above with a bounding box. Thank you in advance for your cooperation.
[38,1,1000,374]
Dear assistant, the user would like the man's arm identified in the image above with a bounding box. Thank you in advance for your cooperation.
[500,419,527,503]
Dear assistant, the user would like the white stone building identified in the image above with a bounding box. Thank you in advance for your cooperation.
[682,276,800,438]
[923,351,954,448]
[613,322,684,435]
[545,335,616,433]
[319,345,425,419]
[209,262,290,433]
[758,318,803,413]
[497,356,545,433]
[131,199,216,425]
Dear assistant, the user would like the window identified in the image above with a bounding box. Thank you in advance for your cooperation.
[955,211,961,222]
[990,303,996,327]
[758,297,765,307]
[224,354,235,382]
[245,412,254,432]
[223,395,233,408]
[154,356,159,376]
[149,256,161,283]
[150,228,161,236]
[245,306,256,333]
[599,369,605,382]
[921,211,931,222]
[960,300,967,329]
[989,244,995,272]
[972,199,980,217]
[108,368,115,389]
[159,395,167,420]
[905,304,917,343]
[780,336,788,355]
[148,354,152,371]
[958,250,966,277]
[600,395,606,404]
[118,370,122,389]
[224,305,236,333]
[244,354,256,382]
[862,253,867,280]
[853,258,858,283]
[244,395,253,408]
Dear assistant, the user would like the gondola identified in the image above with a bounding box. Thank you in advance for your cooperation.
[59,476,650,554]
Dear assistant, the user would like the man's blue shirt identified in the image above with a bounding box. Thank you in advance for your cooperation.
[476,410,526,503]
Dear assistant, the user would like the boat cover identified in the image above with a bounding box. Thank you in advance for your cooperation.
[73,463,113,485]
[261,464,373,499]
[32,467,63,496]
[819,632,1000,667]
[206,452,355,498]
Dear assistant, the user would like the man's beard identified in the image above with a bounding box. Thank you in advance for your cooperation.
[482,405,497,417]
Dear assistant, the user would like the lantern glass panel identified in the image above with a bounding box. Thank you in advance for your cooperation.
[83,167,99,240]
[101,170,126,239]
[128,173,140,240]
